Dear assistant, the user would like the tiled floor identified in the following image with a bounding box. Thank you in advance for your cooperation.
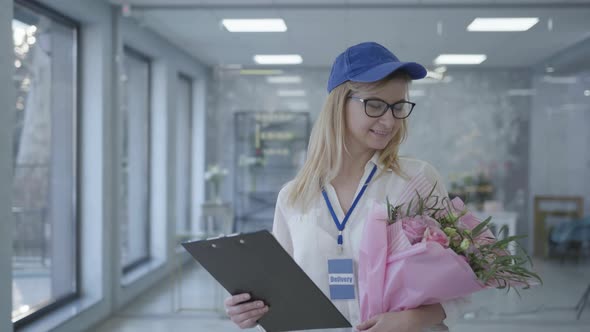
[91,258,590,332]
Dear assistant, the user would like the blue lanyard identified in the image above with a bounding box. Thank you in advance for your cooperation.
[322,165,377,249]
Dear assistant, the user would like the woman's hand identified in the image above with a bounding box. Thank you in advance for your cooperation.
[356,310,424,332]
[224,293,269,329]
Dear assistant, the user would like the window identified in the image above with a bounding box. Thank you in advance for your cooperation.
[11,0,79,325]
[176,74,193,239]
[119,47,151,273]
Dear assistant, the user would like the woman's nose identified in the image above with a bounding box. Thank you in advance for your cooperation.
[378,108,397,125]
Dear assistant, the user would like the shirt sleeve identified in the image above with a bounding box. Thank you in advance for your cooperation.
[422,162,472,329]
[262,186,293,332]
[421,161,450,201]
[271,184,294,257]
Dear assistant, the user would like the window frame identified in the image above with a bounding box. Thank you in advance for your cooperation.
[120,46,152,274]
[176,72,193,236]
[12,0,81,328]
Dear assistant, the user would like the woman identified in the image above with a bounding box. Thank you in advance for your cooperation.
[225,42,470,332]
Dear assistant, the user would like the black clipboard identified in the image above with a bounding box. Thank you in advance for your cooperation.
[182,230,352,332]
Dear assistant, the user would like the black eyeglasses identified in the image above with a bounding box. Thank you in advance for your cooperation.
[348,96,416,119]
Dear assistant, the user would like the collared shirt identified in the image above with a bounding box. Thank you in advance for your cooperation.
[269,153,470,332]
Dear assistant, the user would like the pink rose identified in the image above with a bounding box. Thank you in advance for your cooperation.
[422,226,450,248]
[401,216,439,244]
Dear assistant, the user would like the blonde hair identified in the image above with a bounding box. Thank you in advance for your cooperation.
[288,71,412,210]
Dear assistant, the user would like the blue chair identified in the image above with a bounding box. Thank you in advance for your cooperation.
[547,217,590,262]
[547,216,590,319]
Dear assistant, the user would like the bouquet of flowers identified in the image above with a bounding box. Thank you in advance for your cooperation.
[358,173,541,322]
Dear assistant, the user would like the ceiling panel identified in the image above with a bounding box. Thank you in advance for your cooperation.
[112,0,590,69]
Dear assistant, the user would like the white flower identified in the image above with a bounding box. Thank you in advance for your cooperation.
[205,164,228,182]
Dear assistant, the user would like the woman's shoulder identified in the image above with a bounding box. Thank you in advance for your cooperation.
[396,156,440,178]
[276,180,296,208]
[277,180,295,198]
[275,180,311,216]
[396,156,447,194]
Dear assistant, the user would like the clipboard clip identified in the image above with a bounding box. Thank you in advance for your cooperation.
[206,232,241,241]
[207,233,247,248]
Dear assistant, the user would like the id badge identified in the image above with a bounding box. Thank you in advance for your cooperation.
[327,258,355,300]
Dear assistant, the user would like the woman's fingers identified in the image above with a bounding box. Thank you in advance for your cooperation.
[356,315,379,331]
[238,318,260,329]
[226,300,265,316]
[236,308,269,329]
[224,293,270,329]
[232,305,269,325]
[224,293,250,307]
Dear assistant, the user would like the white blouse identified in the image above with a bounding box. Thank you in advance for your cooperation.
[269,153,470,332]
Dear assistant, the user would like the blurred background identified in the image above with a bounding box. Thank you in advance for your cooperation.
[0,0,589,331]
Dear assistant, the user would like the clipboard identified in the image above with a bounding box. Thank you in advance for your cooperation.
[182,230,352,332]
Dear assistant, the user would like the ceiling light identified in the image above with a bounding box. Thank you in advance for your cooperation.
[560,104,587,111]
[239,69,283,75]
[426,71,443,80]
[433,66,447,73]
[267,76,302,84]
[584,90,590,97]
[254,55,302,65]
[434,54,487,65]
[413,78,440,85]
[413,76,453,85]
[220,64,242,70]
[467,18,539,32]
[542,76,577,84]
[277,89,306,97]
[507,89,536,96]
[283,101,309,111]
[222,19,287,32]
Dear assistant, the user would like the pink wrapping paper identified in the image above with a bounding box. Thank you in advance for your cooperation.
[358,171,542,322]
[358,204,486,322]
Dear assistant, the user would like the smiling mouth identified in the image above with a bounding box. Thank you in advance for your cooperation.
[370,129,391,136]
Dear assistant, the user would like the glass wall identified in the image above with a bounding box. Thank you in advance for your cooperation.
[11,0,78,325]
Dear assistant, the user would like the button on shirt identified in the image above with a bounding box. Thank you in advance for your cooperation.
[269,154,470,332]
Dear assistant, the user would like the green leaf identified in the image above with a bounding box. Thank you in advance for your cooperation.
[415,190,424,215]
[490,236,525,250]
[406,199,414,217]
[386,196,392,220]
[471,217,492,238]
[425,196,440,210]
[426,182,437,201]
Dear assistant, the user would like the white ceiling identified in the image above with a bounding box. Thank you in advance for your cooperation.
[110,0,590,69]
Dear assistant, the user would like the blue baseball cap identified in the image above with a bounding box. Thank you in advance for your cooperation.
[327,42,427,93]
